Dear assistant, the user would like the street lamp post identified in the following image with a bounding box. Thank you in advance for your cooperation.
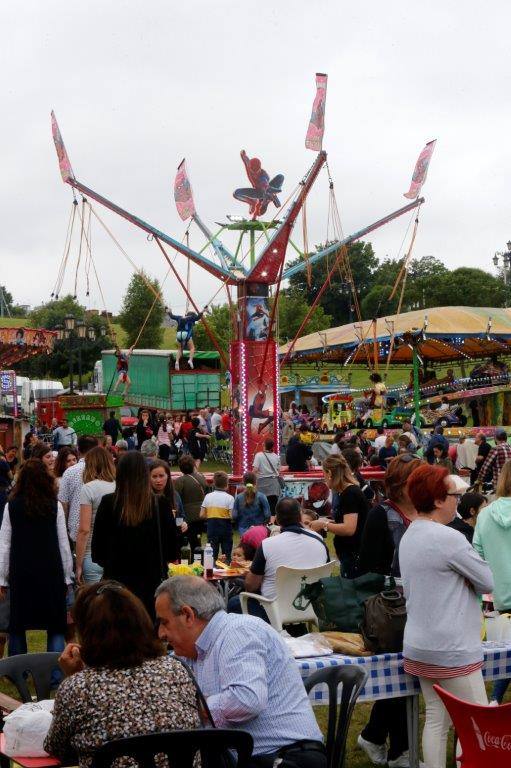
[54,317,104,394]
[492,241,511,306]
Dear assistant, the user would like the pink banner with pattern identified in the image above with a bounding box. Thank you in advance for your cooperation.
[51,111,74,182]
[305,73,328,151]
[404,140,436,199]
[174,159,196,221]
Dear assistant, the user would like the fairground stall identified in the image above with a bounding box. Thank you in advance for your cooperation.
[280,305,511,436]
[0,327,56,449]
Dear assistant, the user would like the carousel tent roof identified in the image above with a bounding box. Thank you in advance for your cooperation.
[279,306,511,365]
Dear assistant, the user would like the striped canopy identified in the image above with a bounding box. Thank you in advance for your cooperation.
[279,306,511,364]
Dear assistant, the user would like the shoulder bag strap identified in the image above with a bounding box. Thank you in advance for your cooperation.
[188,473,206,499]
[262,452,278,477]
[283,525,330,562]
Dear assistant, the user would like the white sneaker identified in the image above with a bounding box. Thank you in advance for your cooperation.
[489,699,499,706]
[188,359,194,369]
[357,735,387,765]
[388,751,425,767]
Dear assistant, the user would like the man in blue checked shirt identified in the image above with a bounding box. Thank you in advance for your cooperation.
[155,576,326,768]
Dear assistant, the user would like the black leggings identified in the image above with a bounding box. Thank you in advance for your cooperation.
[361,698,408,760]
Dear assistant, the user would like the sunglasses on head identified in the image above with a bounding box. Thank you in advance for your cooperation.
[95,582,124,596]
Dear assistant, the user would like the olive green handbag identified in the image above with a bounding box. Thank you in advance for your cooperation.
[293,572,387,632]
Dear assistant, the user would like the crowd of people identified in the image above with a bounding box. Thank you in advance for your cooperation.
[0,410,510,768]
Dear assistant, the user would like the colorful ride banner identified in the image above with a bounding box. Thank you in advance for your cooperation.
[403,139,436,199]
[174,159,196,221]
[229,339,279,474]
[305,73,328,151]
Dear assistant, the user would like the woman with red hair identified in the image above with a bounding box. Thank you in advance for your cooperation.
[400,464,494,768]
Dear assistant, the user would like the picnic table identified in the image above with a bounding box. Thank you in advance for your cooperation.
[297,639,511,768]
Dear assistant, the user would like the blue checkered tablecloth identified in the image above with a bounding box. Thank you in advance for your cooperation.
[298,641,511,704]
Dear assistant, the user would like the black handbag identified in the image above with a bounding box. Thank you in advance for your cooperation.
[360,588,407,654]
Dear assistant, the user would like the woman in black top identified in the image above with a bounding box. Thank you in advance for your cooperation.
[310,454,369,578]
[91,452,177,619]
[356,454,423,767]
[136,409,153,450]
[448,491,486,544]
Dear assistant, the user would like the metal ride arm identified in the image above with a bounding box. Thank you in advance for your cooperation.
[65,178,236,283]
[282,197,425,280]
[247,151,327,283]
[192,213,242,273]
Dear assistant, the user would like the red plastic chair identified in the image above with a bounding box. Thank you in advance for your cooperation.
[433,684,511,768]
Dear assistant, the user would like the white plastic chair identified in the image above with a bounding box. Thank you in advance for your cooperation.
[239,561,336,632]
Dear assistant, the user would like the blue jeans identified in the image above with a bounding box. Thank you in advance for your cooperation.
[227,595,270,622]
[8,632,65,656]
[492,678,510,703]
[82,555,103,583]
[206,519,233,562]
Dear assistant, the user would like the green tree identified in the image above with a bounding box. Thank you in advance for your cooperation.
[0,286,13,316]
[428,267,508,308]
[193,304,232,360]
[361,284,397,318]
[286,241,379,325]
[118,272,165,348]
[277,292,332,342]
[16,295,111,380]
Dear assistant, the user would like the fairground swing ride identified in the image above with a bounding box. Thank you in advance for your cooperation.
[51,73,428,474]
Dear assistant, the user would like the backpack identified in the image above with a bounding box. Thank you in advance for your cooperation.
[359,588,407,654]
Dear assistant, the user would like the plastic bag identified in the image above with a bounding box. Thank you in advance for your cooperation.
[3,700,54,757]
[281,631,333,658]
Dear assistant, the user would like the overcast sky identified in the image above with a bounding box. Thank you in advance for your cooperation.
[2,0,511,315]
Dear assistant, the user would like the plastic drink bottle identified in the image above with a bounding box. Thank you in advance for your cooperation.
[204,542,214,578]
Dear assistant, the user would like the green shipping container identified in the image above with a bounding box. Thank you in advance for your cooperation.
[101,349,220,411]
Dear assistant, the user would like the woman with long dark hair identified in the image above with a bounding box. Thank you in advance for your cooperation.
[91,452,177,617]
[31,442,56,478]
[148,459,186,534]
[0,459,73,655]
[54,447,78,483]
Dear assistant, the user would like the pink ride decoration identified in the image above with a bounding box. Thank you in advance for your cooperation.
[51,111,74,182]
[305,73,328,151]
[404,139,436,199]
[174,160,196,221]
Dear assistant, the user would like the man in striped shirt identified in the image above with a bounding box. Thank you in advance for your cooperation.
[155,576,326,768]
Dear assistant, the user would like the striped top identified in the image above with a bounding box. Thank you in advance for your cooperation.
[404,658,483,679]
[184,610,323,755]
[201,489,234,520]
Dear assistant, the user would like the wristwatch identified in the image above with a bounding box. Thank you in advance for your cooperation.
[323,521,329,532]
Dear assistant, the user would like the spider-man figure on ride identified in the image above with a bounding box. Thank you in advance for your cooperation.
[233,150,284,218]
